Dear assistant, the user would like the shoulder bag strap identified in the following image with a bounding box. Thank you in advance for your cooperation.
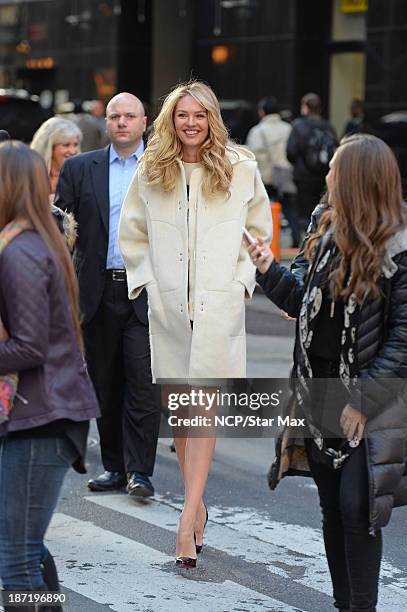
[0,220,30,253]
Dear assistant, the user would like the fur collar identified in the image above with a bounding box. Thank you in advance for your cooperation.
[383,223,407,278]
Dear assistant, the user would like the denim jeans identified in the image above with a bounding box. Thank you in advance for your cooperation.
[305,438,382,612]
[0,436,78,591]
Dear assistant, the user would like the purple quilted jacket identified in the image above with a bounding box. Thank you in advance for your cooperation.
[0,230,99,434]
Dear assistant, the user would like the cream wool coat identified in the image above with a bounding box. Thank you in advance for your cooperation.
[119,145,272,380]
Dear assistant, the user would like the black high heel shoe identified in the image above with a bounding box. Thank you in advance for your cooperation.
[175,556,197,569]
[195,504,208,555]
[176,523,197,569]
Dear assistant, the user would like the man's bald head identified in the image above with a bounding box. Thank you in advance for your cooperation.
[105,92,147,157]
[106,92,145,117]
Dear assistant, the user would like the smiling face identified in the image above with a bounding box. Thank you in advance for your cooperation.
[52,137,80,172]
[174,94,209,160]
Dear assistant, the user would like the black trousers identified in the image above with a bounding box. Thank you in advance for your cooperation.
[307,357,382,612]
[306,440,382,611]
[83,278,160,475]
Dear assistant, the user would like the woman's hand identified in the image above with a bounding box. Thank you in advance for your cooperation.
[244,236,274,274]
[280,310,296,322]
[340,404,367,442]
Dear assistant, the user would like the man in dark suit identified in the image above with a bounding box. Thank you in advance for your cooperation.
[55,92,160,497]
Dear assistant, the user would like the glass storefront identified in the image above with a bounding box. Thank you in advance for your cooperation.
[0,0,119,108]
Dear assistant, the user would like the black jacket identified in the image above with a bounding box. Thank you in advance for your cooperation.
[287,116,338,183]
[258,227,407,531]
[54,147,148,325]
[0,231,99,436]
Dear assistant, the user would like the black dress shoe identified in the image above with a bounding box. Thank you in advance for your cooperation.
[87,471,127,492]
[127,472,154,498]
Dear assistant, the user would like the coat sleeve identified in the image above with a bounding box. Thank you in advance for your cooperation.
[0,246,50,374]
[235,168,272,297]
[54,158,78,216]
[349,252,407,418]
[256,259,305,318]
[119,170,155,300]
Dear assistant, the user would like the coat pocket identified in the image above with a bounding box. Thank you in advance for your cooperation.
[200,221,237,291]
[146,281,170,335]
[150,221,183,293]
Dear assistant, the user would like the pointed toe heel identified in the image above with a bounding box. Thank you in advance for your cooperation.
[175,556,197,569]
[195,505,208,555]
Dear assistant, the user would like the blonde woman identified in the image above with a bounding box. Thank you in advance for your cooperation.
[31,117,82,250]
[119,81,271,568]
[31,116,82,195]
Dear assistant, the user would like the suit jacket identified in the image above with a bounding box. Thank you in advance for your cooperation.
[55,146,147,325]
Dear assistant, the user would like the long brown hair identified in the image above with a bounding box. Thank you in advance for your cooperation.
[0,141,83,349]
[305,134,405,302]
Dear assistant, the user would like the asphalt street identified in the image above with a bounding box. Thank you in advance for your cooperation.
[8,286,406,612]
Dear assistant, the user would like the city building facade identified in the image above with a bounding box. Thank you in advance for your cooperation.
[0,0,405,138]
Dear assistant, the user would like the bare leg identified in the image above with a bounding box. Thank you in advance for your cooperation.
[173,437,207,548]
[173,436,186,477]
[173,387,217,559]
[174,437,209,546]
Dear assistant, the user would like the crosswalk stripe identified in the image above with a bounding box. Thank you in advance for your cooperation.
[85,494,407,611]
[47,513,300,612]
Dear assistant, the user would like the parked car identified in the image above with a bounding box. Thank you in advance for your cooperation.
[0,90,50,142]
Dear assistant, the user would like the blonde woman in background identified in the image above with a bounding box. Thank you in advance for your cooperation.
[31,117,82,250]
[31,117,82,195]
[119,80,271,568]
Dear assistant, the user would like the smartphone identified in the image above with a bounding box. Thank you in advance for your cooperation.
[242,226,256,244]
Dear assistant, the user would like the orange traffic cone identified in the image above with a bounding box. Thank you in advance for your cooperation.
[270,201,281,262]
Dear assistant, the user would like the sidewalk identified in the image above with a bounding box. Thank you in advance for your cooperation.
[246,256,295,377]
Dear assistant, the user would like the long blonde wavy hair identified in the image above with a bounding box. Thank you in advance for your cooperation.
[305,134,405,303]
[30,117,82,174]
[140,81,233,198]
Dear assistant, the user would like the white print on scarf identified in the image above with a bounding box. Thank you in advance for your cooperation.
[316,248,331,272]
[309,287,322,320]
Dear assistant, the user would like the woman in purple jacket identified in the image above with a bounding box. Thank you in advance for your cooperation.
[0,142,99,610]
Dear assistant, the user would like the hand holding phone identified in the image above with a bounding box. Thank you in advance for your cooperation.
[243,230,275,274]
[242,226,257,245]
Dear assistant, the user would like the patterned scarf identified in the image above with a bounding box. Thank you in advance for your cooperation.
[294,232,361,467]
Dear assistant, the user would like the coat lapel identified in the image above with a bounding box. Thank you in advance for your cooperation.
[90,146,110,235]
